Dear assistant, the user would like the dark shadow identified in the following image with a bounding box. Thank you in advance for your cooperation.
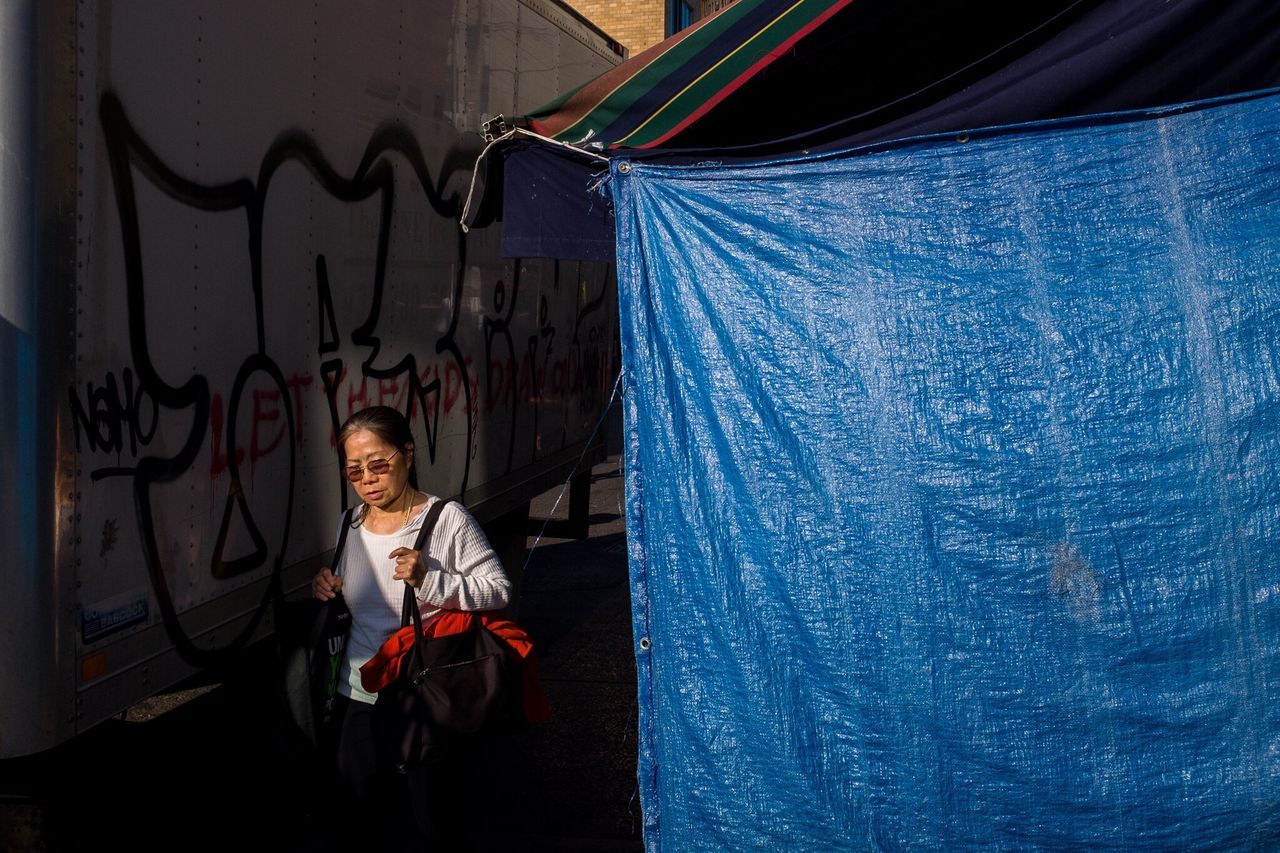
[519,531,630,651]
[526,513,621,538]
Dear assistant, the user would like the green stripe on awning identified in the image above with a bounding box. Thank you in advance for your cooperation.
[614,0,846,147]
[549,0,766,144]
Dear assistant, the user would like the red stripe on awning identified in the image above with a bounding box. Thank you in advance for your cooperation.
[634,0,859,149]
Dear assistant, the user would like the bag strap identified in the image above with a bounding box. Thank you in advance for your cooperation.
[399,497,455,631]
[331,508,355,578]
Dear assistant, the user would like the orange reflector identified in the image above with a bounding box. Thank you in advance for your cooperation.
[80,651,108,684]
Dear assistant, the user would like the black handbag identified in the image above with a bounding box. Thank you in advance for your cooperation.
[372,499,519,770]
[281,508,355,750]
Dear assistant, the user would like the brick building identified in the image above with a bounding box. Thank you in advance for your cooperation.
[563,0,736,55]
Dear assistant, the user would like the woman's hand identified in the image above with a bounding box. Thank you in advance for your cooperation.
[312,567,343,601]
[388,547,426,588]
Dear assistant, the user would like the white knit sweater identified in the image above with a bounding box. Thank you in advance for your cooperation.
[336,497,511,705]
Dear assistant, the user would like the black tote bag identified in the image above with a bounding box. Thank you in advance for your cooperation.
[372,499,519,770]
[281,507,354,750]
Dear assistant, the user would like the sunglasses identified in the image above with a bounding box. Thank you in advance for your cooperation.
[344,448,402,482]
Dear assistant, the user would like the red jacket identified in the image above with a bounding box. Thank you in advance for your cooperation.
[359,610,550,724]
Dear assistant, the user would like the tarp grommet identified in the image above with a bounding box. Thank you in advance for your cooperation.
[638,636,651,651]
[618,161,633,174]
[956,132,970,143]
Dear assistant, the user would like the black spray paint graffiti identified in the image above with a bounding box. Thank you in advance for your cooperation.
[529,292,552,456]
[571,269,613,420]
[68,367,159,476]
[98,91,478,664]
[483,270,520,474]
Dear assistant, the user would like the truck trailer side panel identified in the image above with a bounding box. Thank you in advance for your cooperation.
[1,0,620,758]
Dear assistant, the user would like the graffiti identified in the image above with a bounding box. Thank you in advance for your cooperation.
[69,367,159,472]
[529,293,553,454]
[481,261,616,460]
[88,91,615,665]
[571,265,614,421]
[484,274,520,473]
[284,374,314,442]
[97,91,475,663]
[318,360,477,436]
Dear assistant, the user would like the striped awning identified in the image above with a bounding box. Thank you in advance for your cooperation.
[525,0,854,150]
[507,0,1280,261]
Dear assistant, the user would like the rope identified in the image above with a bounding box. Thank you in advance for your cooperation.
[521,369,624,572]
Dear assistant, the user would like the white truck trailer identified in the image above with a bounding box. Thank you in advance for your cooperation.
[0,0,621,758]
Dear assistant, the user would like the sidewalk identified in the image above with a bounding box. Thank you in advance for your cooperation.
[469,455,643,850]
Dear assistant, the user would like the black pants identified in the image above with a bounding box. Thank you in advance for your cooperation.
[332,694,438,850]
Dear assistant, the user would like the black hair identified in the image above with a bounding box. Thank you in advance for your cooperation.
[337,405,414,463]
[337,406,419,524]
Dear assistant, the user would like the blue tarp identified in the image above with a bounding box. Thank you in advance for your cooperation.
[611,89,1280,850]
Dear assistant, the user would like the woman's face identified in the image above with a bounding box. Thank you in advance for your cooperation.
[342,429,413,511]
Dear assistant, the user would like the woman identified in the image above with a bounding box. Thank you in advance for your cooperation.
[312,405,511,846]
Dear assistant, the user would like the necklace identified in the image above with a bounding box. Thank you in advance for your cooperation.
[364,488,417,531]
[401,488,418,528]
